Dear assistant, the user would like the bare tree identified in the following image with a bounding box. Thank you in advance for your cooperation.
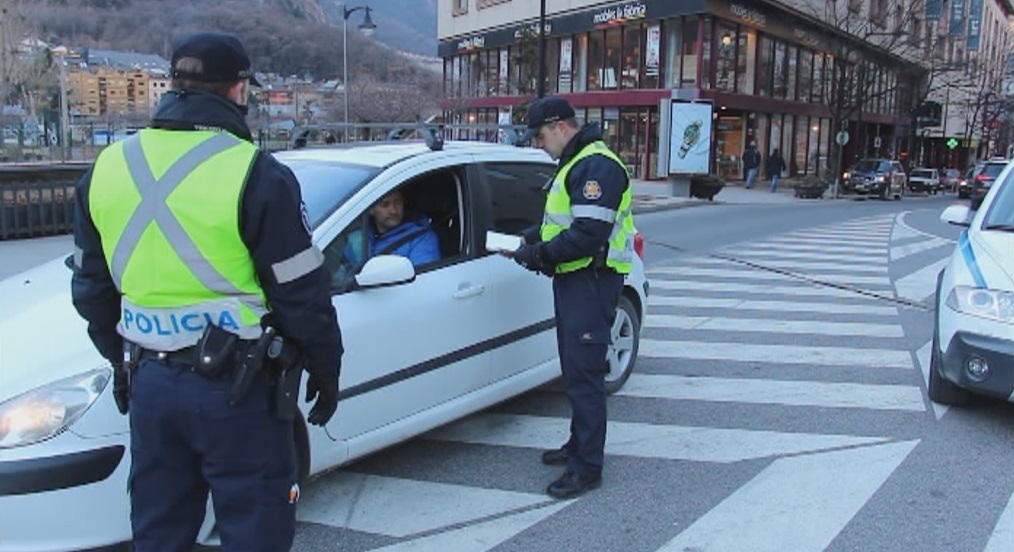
[342,75,438,125]
[794,0,928,196]
[958,51,1010,162]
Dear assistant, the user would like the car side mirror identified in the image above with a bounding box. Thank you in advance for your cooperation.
[354,255,415,289]
[940,203,971,227]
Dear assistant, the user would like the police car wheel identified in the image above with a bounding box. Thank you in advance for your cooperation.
[605,295,640,394]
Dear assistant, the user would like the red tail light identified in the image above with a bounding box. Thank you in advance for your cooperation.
[634,232,645,260]
[976,174,989,182]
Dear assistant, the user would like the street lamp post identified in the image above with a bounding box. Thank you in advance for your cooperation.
[536,0,546,98]
[341,3,377,142]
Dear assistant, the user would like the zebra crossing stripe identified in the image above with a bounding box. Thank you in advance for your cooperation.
[654,441,920,552]
[890,237,952,261]
[760,236,887,248]
[894,258,949,303]
[643,314,904,337]
[648,267,892,286]
[686,257,888,274]
[648,296,899,316]
[915,340,949,420]
[726,249,887,264]
[785,229,893,239]
[984,490,1014,552]
[295,472,552,538]
[647,279,877,299]
[731,242,888,256]
[425,413,889,463]
[639,339,913,368]
[618,374,926,411]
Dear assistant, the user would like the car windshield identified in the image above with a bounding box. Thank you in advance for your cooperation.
[279,160,379,229]
[912,170,933,178]
[982,174,1014,230]
[946,169,961,178]
[854,160,880,172]
[981,163,1006,178]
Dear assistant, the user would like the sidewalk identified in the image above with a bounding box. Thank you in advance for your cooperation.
[631,176,845,214]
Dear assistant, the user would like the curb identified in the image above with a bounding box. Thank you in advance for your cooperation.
[632,198,716,214]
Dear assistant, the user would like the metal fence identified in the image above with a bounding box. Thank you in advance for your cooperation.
[0,164,90,240]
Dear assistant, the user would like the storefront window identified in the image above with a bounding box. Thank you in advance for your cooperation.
[781,114,794,176]
[818,118,830,176]
[558,38,573,93]
[798,50,812,104]
[545,39,560,95]
[587,31,604,90]
[602,107,619,150]
[681,17,698,87]
[647,109,659,177]
[622,25,641,89]
[619,107,640,177]
[574,35,588,92]
[756,35,772,96]
[664,18,682,88]
[602,27,621,90]
[714,22,736,92]
[810,53,823,103]
[757,113,770,161]
[794,116,808,175]
[736,28,752,95]
[643,24,661,89]
[715,114,744,179]
[786,46,797,101]
[772,41,787,99]
[700,17,712,89]
[497,48,510,96]
[768,114,782,166]
[443,58,453,96]
[807,120,821,174]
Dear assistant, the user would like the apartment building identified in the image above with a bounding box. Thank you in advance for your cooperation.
[65,49,170,118]
[439,0,1010,179]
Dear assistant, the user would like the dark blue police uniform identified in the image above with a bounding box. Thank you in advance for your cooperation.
[512,97,630,499]
[71,33,342,552]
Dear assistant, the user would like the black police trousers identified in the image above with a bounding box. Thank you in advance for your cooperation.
[127,357,297,552]
[552,266,624,478]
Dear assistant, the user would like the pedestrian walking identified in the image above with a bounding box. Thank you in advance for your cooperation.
[743,141,761,189]
[766,148,786,192]
[70,32,343,552]
[507,96,634,499]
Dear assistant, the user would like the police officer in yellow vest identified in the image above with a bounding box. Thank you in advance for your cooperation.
[509,96,634,499]
[70,33,342,552]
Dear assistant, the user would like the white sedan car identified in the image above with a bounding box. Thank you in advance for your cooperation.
[0,139,648,551]
[931,160,1014,405]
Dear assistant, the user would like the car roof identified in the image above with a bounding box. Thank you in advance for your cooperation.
[270,140,553,169]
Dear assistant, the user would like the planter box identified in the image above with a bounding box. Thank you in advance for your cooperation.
[793,179,828,199]
[690,176,725,201]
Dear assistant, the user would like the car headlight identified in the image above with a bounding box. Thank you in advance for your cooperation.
[875,176,886,183]
[945,286,1014,323]
[0,368,111,449]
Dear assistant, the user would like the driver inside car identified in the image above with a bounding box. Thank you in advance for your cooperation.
[344,188,441,269]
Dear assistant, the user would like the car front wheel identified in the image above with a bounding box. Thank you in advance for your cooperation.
[605,294,641,394]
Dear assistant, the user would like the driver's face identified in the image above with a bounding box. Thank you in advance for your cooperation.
[371,191,405,233]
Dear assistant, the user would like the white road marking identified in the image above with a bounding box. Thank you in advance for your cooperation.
[915,340,949,419]
[894,258,949,303]
[639,339,913,369]
[366,502,570,552]
[728,249,887,264]
[647,279,875,299]
[618,373,926,411]
[644,314,904,337]
[686,256,887,273]
[648,295,899,316]
[984,490,1014,552]
[425,413,889,464]
[654,441,920,552]
[890,237,952,261]
[728,242,888,256]
[648,267,891,286]
[296,473,548,537]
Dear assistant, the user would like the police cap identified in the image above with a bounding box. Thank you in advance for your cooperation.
[171,32,262,87]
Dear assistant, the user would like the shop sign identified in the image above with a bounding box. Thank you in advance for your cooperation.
[793,28,820,48]
[729,3,766,27]
[514,22,551,39]
[592,1,648,25]
[457,35,486,52]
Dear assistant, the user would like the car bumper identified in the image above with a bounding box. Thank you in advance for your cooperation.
[850,180,887,193]
[0,433,131,552]
[939,331,1014,402]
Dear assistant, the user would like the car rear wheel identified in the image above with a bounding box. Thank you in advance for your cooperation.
[605,294,640,394]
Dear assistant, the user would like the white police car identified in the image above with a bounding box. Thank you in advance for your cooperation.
[0,137,648,551]
[931,160,1014,405]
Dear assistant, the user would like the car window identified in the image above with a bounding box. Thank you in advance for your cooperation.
[982,163,1006,178]
[982,174,1013,228]
[912,170,933,178]
[855,160,877,172]
[878,161,893,172]
[281,160,378,229]
[483,162,556,242]
[947,169,961,178]
[320,165,471,293]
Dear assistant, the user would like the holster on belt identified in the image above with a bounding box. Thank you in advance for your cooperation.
[194,323,239,378]
[267,336,302,421]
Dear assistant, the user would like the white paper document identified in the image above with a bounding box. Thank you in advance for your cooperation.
[485,231,523,253]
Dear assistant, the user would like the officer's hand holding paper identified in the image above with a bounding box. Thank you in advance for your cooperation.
[486,230,523,255]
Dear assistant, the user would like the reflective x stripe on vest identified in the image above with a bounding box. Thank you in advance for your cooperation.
[88,130,278,351]
[540,141,634,274]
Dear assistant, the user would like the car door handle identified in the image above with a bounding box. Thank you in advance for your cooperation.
[452,284,485,299]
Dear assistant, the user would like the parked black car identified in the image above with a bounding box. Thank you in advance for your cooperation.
[848,159,906,200]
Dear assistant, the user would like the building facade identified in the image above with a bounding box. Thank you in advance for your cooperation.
[438,0,948,180]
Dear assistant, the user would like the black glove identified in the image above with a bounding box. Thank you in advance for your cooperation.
[112,365,129,415]
[512,244,546,272]
[305,373,339,426]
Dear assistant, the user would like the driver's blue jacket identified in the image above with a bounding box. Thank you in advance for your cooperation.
[345,216,440,268]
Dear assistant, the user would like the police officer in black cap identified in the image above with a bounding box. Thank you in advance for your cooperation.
[71,32,342,551]
[507,96,635,499]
